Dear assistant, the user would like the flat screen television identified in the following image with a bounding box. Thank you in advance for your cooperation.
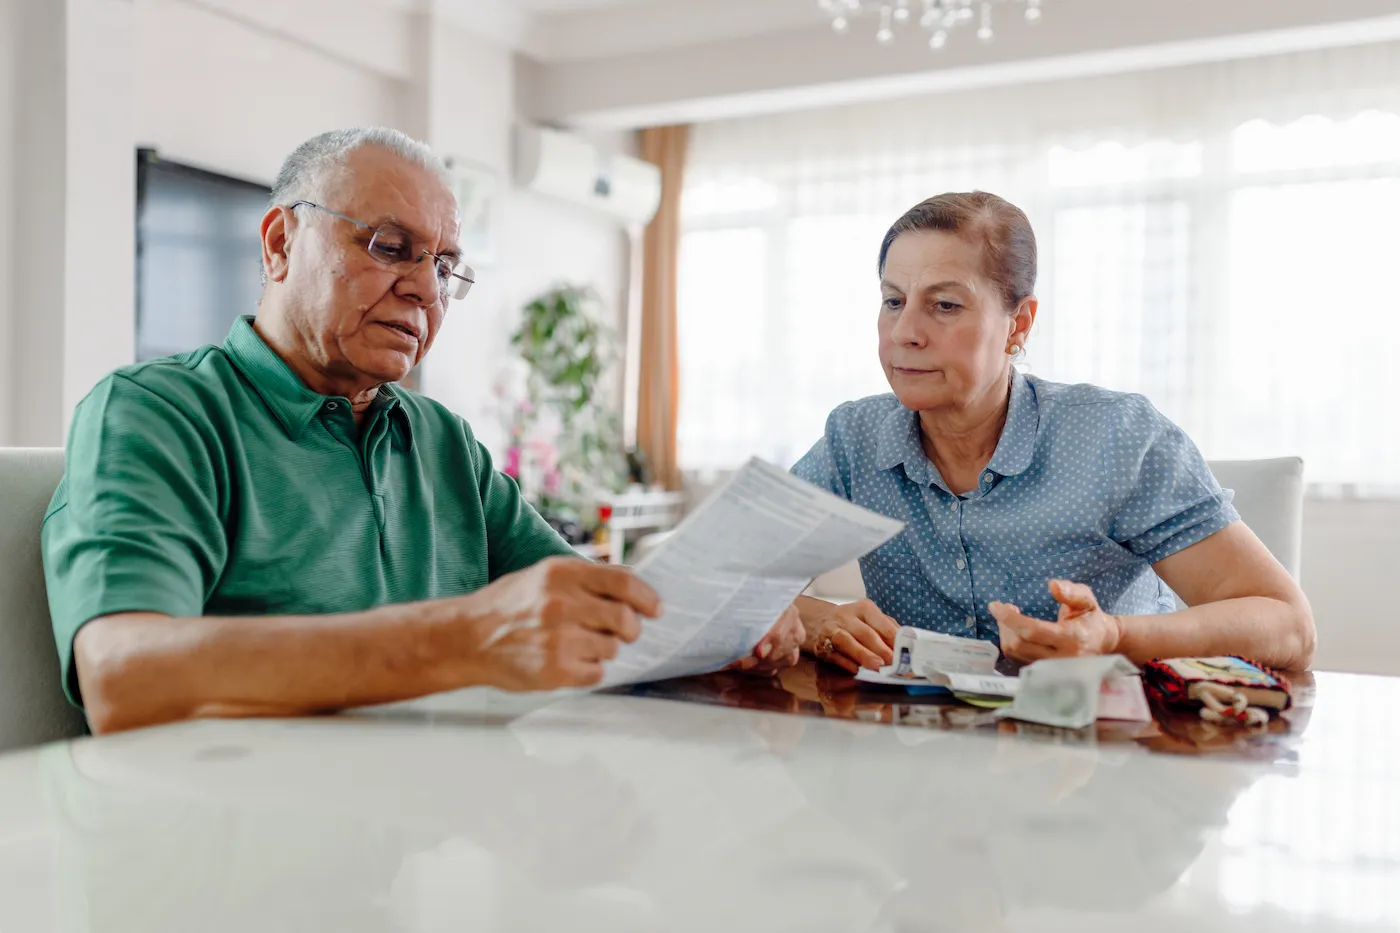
[135,149,269,362]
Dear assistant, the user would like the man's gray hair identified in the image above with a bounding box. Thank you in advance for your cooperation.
[269,126,451,207]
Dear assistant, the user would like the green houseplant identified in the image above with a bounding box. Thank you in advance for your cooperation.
[502,285,626,540]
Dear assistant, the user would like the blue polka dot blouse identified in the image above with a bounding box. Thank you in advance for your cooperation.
[791,370,1239,641]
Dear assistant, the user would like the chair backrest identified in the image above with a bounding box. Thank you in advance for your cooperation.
[807,456,1305,603]
[605,489,686,564]
[1206,457,1304,580]
[0,448,86,752]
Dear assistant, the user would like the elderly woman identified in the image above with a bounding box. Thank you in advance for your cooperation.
[792,192,1315,674]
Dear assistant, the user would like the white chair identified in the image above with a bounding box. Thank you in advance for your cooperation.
[0,448,87,752]
[1207,457,1303,579]
[604,488,685,564]
[807,457,1305,603]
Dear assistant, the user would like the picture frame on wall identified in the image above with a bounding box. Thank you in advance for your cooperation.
[446,156,498,267]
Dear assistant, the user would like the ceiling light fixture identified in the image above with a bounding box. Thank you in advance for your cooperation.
[820,0,1045,51]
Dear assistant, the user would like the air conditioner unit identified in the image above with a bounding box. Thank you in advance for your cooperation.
[513,124,661,227]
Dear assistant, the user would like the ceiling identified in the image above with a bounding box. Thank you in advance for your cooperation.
[514,0,1400,127]
[371,0,1400,129]
[528,0,821,61]
[511,0,676,10]
[425,0,823,61]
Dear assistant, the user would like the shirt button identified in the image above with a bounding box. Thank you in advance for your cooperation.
[982,472,993,484]
[951,501,960,512]
[326,401,339,411]
[965,615,975,625]
[955,559,966,570]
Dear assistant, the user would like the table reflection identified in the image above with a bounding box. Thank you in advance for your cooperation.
[620,659,1315,762]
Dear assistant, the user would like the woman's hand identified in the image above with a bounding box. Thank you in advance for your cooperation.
[989,579,1122,663]
[727,604,805,675]
[802,598,900,674]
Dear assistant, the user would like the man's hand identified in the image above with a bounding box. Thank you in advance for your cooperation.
[989,579,1122,663]
[802,598,899,674]
[727,604,805,675]
[446,557,663,691]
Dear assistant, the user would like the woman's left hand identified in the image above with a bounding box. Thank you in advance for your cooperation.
[726,604,806,675]
[989,579,1123,663]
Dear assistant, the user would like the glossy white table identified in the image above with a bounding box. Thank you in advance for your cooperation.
[0,664,1395,932]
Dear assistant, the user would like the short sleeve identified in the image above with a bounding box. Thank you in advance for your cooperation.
[791,409,854,500]
[467,426,576,580]
[1107,396,1240,564]
[42,375,228,706]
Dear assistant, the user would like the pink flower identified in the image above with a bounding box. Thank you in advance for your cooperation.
[528,438,558,471]
[504,445,521,478]
[544,468,562,495]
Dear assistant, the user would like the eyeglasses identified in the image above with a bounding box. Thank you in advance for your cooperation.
[287,200,475,301]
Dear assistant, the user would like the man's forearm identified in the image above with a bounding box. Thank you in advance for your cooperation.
[75,600,483,734]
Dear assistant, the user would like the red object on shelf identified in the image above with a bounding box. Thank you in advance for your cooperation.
[597,504,613,523]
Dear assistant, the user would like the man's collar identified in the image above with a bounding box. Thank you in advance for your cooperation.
[223,316,414,449]
[375,383,415,452]
[875,369,1040,486]
[224,316,323,440]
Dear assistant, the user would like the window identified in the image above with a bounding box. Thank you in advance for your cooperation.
[1046,202,1194,426]
[1233,111,1400,174]
[1220,178,1400,483]
[677,62,1400,485]
[677,228,769,471]
[1048,140,1203,187]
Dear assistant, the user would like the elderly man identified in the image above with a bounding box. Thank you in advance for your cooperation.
[43,127,802,734]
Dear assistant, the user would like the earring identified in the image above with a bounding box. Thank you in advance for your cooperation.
[1006,344,1021,355]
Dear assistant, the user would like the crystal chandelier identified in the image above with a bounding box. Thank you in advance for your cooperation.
[818,0,1045,50]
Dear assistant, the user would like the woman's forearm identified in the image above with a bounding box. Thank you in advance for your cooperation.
[1115,595,1316,671]
[795,595,836,624]
[794,595,837,650]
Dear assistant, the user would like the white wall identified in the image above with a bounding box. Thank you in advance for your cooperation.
[133,0,413,184]
[63,0,136,434]
[9,0,68,447]
[1302,498,1400,675]
[0,0,15,446]
[2,0,136,448]
[418,22,631,453]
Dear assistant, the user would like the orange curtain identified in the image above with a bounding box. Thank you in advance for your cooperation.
[636,124,690,491]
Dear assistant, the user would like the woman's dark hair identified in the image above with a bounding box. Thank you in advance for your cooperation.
[878,191,1037,310]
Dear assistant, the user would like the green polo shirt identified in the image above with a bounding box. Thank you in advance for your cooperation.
[42,316,575,706]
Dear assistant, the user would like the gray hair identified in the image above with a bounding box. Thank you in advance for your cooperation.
[269,126,451,207]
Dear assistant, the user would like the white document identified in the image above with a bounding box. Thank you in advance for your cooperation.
[1096,675,1152,722]
[854,668,1020,697]
[945,673,1021,697]
[854,629,1002,690]
[854,666,939,688]
[600,457,905,688]
[902,629,999,678]
[997,655,1142,729]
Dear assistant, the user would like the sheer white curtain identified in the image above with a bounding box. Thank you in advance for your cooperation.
[676,41,1400,486]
